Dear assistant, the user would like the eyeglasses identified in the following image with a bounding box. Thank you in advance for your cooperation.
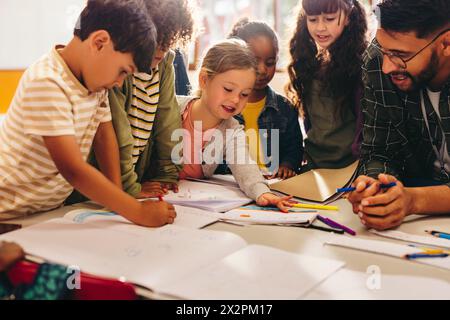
[375,28,450,69]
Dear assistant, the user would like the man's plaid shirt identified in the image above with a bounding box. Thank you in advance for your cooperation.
[359,40,450,187]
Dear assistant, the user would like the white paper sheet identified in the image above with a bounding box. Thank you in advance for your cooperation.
[221,205,316,225]
[64,205,219,230]
[370,229,450,249]
[0,222,246,291]
[326,235,450,271]
[304,269,450,300]
[158,244,345,300]
[164,180,252,212]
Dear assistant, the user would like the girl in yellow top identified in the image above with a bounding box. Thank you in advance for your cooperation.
[228,18,303,180]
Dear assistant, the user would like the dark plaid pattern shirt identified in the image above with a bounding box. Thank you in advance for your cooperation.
[359,41,450,187]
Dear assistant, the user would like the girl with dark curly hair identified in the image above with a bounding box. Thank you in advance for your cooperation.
[227,18,303,180]
[287,0,368,171]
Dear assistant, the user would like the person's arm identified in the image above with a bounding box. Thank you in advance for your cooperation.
[222,125,289,210]
[349,44,408,209]
[271,98,303,179]
[144,51,182,186]
[43,135,176,227]
[359,42,406,179]
[409,186,450,215]
[92,121,122,188]
[108,81,142,197]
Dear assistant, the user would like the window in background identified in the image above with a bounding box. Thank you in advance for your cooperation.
[189,0,274,69]
[0,0,84,69]
[189,0,375,70]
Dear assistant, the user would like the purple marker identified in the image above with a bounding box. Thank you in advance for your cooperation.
[317,215,357,236]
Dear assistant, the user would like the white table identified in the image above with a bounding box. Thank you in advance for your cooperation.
[6,196,450,299]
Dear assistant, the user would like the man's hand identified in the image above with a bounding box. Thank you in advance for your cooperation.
[357,174,414,230]
[347,175,381,214]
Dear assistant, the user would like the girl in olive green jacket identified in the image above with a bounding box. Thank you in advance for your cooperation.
[107,0,195,198]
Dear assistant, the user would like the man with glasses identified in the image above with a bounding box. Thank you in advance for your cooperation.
[348,0,450,230]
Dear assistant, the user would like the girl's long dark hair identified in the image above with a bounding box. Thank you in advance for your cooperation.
[287,0,368,115]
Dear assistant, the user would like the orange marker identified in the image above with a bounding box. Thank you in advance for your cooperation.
[240,214,251,218]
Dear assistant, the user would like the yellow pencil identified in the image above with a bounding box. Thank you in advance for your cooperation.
[418,247,450,255]
[291,203,339,211]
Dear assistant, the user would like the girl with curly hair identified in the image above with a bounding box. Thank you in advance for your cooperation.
[103,0,195,198]
[226,18,303,180]
[287,0,368,171]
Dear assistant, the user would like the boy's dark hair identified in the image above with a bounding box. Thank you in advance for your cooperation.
[378,0,450,39]
[228,18,279,54]
[143,0,195,51]
[287,0,368,115]
[74,0,157,74]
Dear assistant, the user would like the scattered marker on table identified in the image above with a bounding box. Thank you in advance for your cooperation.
[337,182,397,193]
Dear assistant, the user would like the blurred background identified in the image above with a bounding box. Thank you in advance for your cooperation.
[0,0,377,112]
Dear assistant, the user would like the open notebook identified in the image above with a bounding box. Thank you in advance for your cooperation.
[164,180,253,212]
[270,161,359,203]
[221,205,317,226]
[0,210,344,300]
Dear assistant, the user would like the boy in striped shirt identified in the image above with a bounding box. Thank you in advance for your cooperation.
[0,0,176,227]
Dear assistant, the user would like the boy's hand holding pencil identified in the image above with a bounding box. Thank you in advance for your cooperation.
[133,199,177,227]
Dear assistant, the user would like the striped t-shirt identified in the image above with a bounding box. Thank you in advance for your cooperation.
[0,46,111,219]
[128,68,160,165]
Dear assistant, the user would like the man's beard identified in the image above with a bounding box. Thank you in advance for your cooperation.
[390,50,440,92]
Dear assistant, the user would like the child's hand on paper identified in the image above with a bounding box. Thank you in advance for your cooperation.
[161,182,179,193]
[139,181,168,198]
[135,201,177,227]
[0,241,25,272]
[256,193,293,213]
[268,165,296,180]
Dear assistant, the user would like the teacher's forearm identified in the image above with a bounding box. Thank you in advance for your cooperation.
[409,186,450,215]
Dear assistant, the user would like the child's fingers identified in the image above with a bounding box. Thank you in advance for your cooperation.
[267,172,278,179]
[286,170,296,179]
[280,195,293,204]
[276,201,290,213]
[256,196,269,206]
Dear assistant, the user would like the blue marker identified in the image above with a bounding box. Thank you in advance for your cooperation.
[337,182,397,193]
[406,253,449,260]
[426,230,450,241]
